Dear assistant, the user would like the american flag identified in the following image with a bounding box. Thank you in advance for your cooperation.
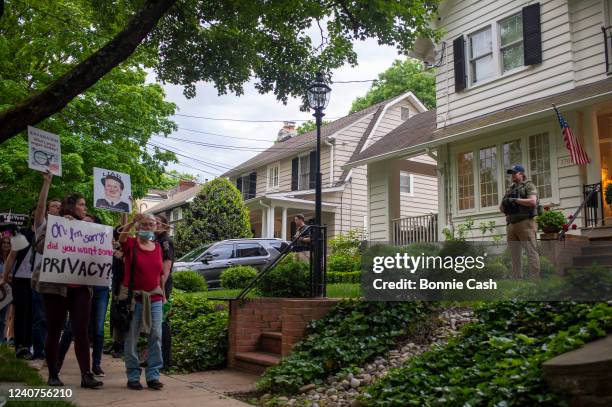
[553,105,590,165]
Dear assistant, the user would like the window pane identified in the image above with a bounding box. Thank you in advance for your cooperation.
[479,146,498,207]
[529,133,552,199]
[502,43,524,72]
[503,140,522,189]
[470,28,492,58]
[241,175,251,200]
[400,172,411,194]
[209,244,233,260]
[472,54,495,83]
[236,243,267,258]
[299,155,310,190]
[458,152,475,210]
[500,13,522,46]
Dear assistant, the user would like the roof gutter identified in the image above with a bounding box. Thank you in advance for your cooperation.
[343,89,612,169]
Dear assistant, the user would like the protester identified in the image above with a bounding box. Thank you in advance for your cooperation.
[32,186,102,388]
[155,215,174,370]
[119,214,165,390]
[500,164,541,278]
[0,235,12,343]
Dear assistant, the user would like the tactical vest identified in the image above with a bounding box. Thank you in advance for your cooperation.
[506,180,538,223]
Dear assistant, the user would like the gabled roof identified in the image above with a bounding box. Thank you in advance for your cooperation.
[347,77,612,167]
[144,185,202,215]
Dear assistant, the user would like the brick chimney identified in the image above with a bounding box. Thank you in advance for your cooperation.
[277,121,297,143]
[178,179,197,192]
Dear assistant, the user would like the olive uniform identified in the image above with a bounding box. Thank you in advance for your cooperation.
[502,180,540,278]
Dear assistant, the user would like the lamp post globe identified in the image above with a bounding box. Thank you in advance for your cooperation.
[306,72,331,297]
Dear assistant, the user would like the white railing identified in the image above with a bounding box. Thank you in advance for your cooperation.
[392,213,438,245]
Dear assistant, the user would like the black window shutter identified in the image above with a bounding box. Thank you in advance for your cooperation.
[523,3,542,65]
[453,36,467,92]
[309,151,316,189]
[248,172,257,199]
[291,157,299,191]
[236,177,242,193]
[290,221,296,238]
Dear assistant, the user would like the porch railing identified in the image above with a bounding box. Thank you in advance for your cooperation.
[392,213,438,246]
[583,182,605,228]
[602,26,612,73]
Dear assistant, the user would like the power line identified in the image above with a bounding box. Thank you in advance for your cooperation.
[144,143,221,177]
[172,114,341,123]
[148,140,230,172]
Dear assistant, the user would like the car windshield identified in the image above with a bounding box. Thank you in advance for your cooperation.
[177,244,211,262]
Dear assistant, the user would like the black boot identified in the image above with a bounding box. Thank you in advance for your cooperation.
[81,372,103,389]
[48,376,64,386]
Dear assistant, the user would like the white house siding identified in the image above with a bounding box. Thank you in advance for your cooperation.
[333,114,376,184]
[367,160,392,241]
[569,0,607,86]
[335,166,369,235]
[399,173,439,218]
[435,0,595,128]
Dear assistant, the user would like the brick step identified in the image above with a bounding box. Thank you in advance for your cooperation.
[259,331,282,355]
[581,244,612,256]
[234,351,281,375]
[572,254,612,267]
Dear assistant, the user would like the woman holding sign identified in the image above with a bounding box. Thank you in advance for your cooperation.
[32,192,103,389]
[118,214,165,391]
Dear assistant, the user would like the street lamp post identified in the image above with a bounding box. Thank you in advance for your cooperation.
[307,72,331,297]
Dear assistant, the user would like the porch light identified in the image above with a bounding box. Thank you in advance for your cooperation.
[307,72,331,111]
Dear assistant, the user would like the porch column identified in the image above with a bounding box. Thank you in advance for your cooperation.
[268,205,275,238]
[261,208,267,238]
[281,207,288,240]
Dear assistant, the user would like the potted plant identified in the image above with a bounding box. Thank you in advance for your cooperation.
[536,210,566,233]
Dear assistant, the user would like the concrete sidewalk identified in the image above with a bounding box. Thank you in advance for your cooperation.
[30,348,257,407]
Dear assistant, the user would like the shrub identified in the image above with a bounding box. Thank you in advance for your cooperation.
[220,265,258,289]
[170,293,228,371]
[257,257,310,298]
[257,300,431,394]
[173,270,208,292]
[328,228,364,257]
[363,301,612,406]
[328,252,360,273]
[327,271,361,284]
[536,210,566,231]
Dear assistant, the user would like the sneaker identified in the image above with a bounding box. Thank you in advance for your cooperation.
[127,380,143,390]
[92,365,105,377]
[15,347,33,360]
[48,376,64,387]
[146,380,164,390]
[112,350,123,359]
[81,372,103,389]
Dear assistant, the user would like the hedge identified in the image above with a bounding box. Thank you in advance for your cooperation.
[173,270,208,292]
[327,270,360,284]
[220,265,258,289]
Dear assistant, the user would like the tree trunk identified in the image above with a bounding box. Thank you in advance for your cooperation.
[0,0,177,142]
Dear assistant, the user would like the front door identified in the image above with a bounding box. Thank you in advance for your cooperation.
[598,113,612,220]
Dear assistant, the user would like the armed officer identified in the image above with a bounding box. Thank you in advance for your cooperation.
[499,165,540,278]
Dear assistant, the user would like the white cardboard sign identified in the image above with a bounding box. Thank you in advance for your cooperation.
[93,167,132,213]
[28,126,62,176]
[39,215,113,287]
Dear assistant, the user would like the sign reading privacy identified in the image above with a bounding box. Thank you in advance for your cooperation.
[28,126,62,176]
[39,215,113,287]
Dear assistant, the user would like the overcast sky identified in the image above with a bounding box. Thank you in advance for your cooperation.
[151,39,403,182]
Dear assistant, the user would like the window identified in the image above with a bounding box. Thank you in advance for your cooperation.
[299,154,310,190]
[238,173,256,200]
[267,164,279,189]
[207,244,234,260]
[171,207,182,222]
[235,243,268,258]
[499,13,524,72]
[529,133,552,199]
[479,146,498,207]
[502,139,522,189]
[458,152,475,210]
[469,27,494,83]
[400,107,410,121]
[399,171,413,195]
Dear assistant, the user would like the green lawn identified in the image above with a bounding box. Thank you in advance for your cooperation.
[0,345,76,407]
[185,283,361,300]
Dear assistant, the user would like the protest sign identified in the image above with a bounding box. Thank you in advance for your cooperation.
[39,215,113,287]
[28,126,62,176]
[0,213,28,226]
[93,167,132,213]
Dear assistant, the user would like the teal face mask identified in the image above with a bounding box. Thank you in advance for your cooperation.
[137,231,155,241]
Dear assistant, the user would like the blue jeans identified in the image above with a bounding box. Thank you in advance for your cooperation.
[31,290,46,358]
[90,287,109,367]
[124,301,162,382]
[0,304,8,344]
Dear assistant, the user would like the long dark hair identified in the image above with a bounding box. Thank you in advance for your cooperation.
[155,214,170,239]
[60,193,85,220]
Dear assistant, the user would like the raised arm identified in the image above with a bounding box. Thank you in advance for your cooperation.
[118,213,134,244]
[34,171,53,230]
[1,250,17,285]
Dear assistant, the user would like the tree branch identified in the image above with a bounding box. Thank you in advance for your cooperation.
[0,0,177,142]
[333,0,359,34]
